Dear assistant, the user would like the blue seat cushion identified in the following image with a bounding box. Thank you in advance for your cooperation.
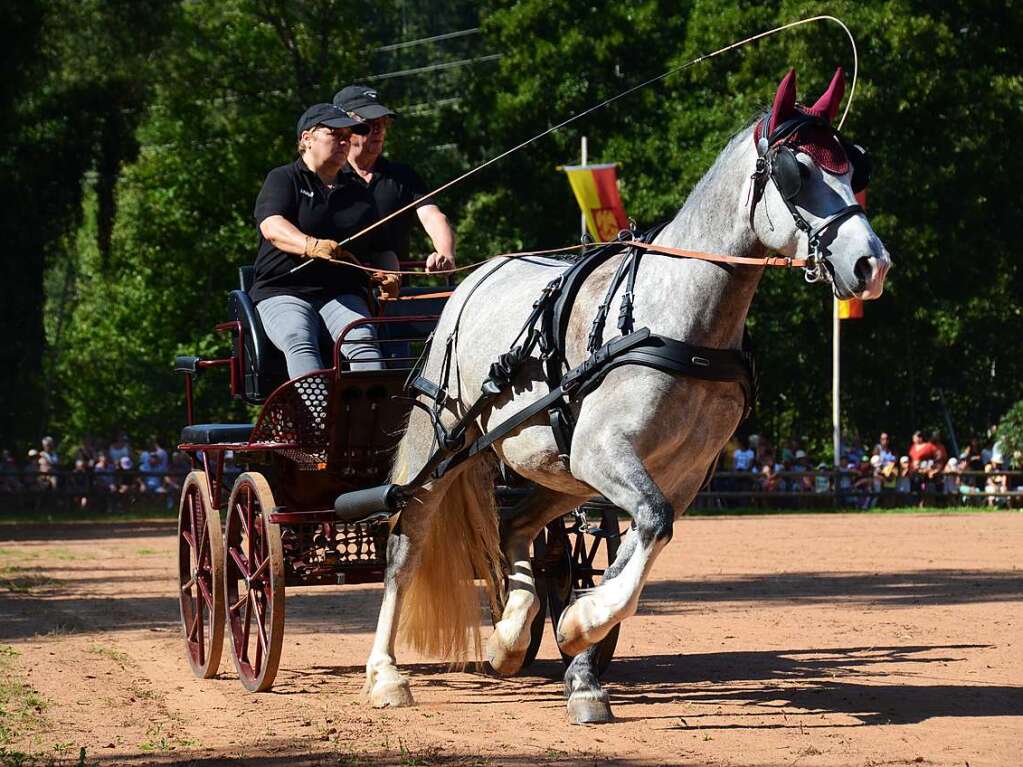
[180,423,253,445]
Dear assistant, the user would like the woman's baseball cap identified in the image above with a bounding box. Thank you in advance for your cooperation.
[296,103,370,137]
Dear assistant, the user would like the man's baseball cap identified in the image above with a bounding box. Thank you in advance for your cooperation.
[296,103,370,138]
[333,85,398,120]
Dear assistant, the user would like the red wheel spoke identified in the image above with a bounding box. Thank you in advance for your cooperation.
[229,590,248,614]
[181,530,196,551]
[196,572,213,609]
[229,547,252,579]
[189,596,202,641]
[241,591,253,662]
[195,525,208,571]
[233,499,249,538]
[181,575,196,593]
[196,596,205,664]
[250,554,270,582]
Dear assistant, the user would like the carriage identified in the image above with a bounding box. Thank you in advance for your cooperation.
[173,263,623,691]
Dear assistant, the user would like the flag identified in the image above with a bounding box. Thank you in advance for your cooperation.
[562,163,629,241]
[838,298,863,319]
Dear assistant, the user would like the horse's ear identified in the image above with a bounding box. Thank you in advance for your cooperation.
[807,67,845,123]
[766,68,798,135]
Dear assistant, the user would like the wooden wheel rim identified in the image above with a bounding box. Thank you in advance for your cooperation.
[224,472,285,692]
[177,471,225,679]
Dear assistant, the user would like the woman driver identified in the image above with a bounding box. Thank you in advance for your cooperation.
[250,102,391,377]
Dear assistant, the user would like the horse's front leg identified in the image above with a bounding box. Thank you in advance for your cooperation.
[562,527,639,724]
[555,442,674,657]
[487,487,581,675]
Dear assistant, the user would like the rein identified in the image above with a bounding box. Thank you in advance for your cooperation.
[292,15,859,276]
[328,238,808,282]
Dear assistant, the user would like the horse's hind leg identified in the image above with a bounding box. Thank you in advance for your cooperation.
[487,486,581,676]
[364,481,445,707]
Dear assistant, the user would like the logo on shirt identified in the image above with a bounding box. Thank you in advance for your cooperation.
[364,90,378,99]
[299,188,314,198]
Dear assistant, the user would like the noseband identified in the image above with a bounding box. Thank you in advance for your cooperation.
[750,111,872,284]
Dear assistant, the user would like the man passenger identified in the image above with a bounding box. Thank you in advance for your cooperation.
[332,85,456,273]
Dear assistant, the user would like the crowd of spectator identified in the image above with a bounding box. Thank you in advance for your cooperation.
[0,433,196,510]
[715,427,1020,508]
[2,426,1020,513]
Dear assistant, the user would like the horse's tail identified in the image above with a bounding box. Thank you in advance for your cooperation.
[390,423,503,665]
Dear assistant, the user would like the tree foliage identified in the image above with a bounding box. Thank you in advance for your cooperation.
[2,0,1020,457]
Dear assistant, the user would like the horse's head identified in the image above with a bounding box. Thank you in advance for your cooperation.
[750,68,891,299]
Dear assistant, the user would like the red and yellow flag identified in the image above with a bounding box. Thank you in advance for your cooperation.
[563,163,629,241]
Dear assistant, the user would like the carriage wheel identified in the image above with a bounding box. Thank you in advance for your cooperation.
[546,504,625,675]
[224,472,285,692]
[177,471,225,679]
[488,532,549,672]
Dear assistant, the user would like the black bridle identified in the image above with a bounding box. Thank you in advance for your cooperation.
[750,111,872,284]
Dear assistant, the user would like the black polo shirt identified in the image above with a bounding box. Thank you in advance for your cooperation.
[250,158,373,304]
[339,156,429,261]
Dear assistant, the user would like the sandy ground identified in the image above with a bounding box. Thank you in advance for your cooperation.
[0,512,1020,767]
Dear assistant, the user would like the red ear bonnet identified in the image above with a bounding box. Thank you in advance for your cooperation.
[756,67,849,175]
[806,67,845,123]
[766,68,797,136]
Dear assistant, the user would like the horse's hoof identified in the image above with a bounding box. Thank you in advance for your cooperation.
[567,693,614,725]
[370,679,414,708]
[485,632,525,677]
[555,609,593,658]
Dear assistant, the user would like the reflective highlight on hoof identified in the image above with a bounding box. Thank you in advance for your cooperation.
[370,679,414,708]
[567,692,614,724]
[485,631,525,677]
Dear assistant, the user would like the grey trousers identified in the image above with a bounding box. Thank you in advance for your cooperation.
[256,293,383,378]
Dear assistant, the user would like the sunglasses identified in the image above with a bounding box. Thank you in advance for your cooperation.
[314,126,354,140]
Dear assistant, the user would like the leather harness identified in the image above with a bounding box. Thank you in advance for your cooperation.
[398,224,758,492]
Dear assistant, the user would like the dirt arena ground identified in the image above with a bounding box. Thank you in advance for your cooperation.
[1,512,1020,766]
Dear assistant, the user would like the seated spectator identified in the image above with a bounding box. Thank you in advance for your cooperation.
[35,453,56,491]
[139,450,166,493]
[942,457,961,503]
[108,433,132,464]
[907,430,938,471]
[69,458,91,509]
[813,463,831,494]
[874,432,896,464]
[116,455,137,494]
[732,436,755,472]
[896,456,913,499]
[93,453,116,493]
[40,436,59,467]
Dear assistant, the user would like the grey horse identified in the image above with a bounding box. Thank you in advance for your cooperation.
[363,68,891,723]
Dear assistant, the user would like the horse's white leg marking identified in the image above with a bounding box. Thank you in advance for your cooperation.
[364,486,441,708]
[555,436,674,657]
[487,488,582,675]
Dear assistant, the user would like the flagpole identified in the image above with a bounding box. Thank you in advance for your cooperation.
[833,296,841,470]
[580,136,588,239]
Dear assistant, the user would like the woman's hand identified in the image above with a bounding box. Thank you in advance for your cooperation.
[304,236,340,260]
[425,251,455,272]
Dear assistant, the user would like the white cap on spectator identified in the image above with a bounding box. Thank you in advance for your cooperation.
[795,449,807,459]
[899,455,910,465]
[870,454,882,467]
